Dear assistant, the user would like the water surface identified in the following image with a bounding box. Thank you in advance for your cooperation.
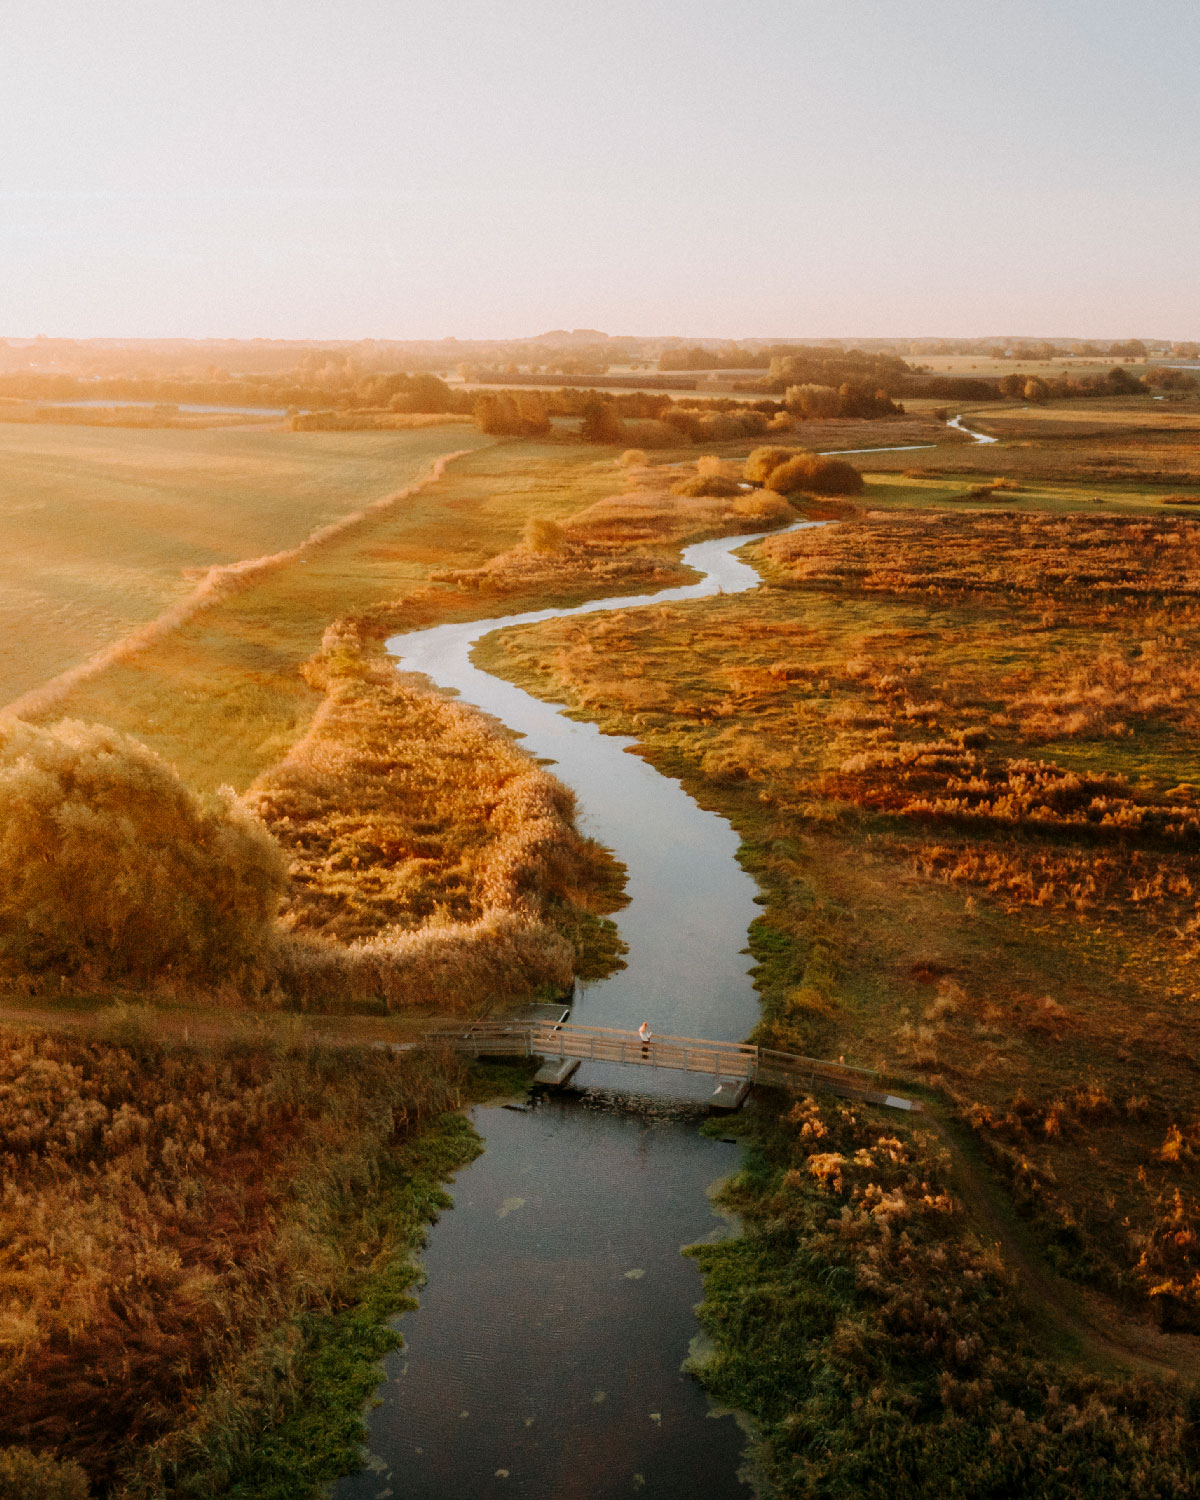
[336,1099,746,1500]
[385,524,822,1057]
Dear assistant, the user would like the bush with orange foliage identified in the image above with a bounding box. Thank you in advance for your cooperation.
[0,720,285,990]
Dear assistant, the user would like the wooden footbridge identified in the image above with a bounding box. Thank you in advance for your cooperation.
[425,1019,919,1112]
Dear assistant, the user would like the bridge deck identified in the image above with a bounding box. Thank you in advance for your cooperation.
[426,1020,918,1112]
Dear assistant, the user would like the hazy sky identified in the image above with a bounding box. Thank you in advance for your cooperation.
[2,0,1197,340]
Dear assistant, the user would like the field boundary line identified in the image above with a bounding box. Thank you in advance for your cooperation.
[0,445,480,722]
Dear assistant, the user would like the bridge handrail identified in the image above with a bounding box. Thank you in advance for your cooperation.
[425,1020,877,1080]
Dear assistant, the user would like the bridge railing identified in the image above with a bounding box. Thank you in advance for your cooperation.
[425,1020,878,1088]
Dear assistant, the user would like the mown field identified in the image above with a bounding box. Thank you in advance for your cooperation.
[0,422,488,708]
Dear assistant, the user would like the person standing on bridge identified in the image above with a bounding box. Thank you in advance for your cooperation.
[638,1020,651,1058]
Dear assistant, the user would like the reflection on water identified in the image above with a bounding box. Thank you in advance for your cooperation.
[384,526,823,1060]
[335,1097,748,1500]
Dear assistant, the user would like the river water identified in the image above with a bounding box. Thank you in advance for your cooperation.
[336,423,994,1498]
[334,523,818,1500]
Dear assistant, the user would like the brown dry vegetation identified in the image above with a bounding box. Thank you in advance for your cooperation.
[0,1022,473,1494]
[0,680,620,1015]
[0,720,285,994]
[246,620,625,1010]
[481,503,1200,1333]
[427,455,795,596]
[693,1092,1199,1498]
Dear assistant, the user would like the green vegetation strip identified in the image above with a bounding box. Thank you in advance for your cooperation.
[688,1098,1199,1499]
[211,1115,483,1500]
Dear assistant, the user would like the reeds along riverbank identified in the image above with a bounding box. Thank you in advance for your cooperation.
[689,1093,1200,1500]
[246,618,627,1012]
[0,1022,480,1496]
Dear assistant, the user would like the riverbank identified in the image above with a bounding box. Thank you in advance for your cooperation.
[0,1021,497,1497]
[690,1093,1199,1499]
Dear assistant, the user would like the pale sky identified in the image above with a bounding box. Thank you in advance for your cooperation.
[1,0,1197,341]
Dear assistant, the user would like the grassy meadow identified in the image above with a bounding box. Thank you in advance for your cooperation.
[0,422,489,710]
[478,466,1200,1346]
[20,438,661,791]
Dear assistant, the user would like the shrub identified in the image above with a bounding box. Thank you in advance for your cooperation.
[671,474,743,498]
[745,445,801,484]
[524,516,566,552]
[619,420,677,449]
[473,391,551,437]
[618,448,649,468]
[579,398,625,444]
[784,382,841,418]
[765,454,864,496]
[0,1448,89,1500]
[0,720,285,986]
[732,491,794,523]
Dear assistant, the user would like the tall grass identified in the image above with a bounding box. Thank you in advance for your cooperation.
[247,620,626,1011]
[0,1024,474,1493]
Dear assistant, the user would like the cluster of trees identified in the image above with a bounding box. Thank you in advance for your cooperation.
[905,364,1195,403]
[474,390,552,437]
[0,369,474,413]
[761,347,914,395]
[1000,366,1195,402]
[657,345,771,371]
[469,388,800,445]
[745,445,864,496]
[783,380,902,419]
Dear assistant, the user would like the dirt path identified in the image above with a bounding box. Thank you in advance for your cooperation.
[913,1106,1200,1383]
[0,998,448,1050]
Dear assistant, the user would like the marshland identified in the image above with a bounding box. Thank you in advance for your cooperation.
[1,343,1198,1498]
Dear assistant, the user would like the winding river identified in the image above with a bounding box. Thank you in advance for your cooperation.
[336,423,995,1499]
[335,524,808,1500]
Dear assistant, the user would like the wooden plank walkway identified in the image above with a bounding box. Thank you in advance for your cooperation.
[425,1020,919,1112]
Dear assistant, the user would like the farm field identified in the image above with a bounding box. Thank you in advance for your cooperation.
[0,422,489,708]
[909,352,1163,379]
[25,443,643,788]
